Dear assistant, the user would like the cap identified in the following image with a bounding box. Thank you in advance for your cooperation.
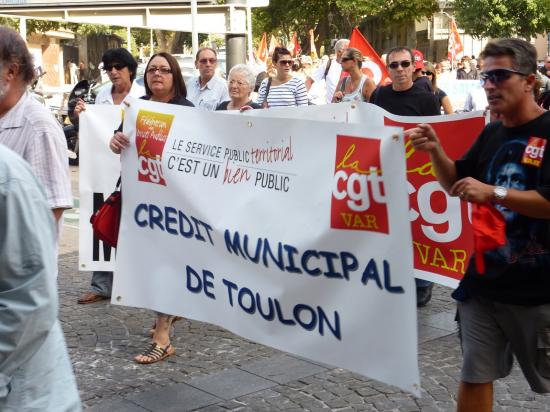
[412,49,424,70]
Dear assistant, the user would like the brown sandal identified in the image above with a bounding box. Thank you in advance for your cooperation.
[134,342,175,364]
[148,316,183,337]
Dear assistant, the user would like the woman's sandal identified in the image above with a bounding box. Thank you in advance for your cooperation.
[148,316,183,338]
[134,342,175,364]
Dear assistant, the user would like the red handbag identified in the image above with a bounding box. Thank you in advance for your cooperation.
[90,178,121,248]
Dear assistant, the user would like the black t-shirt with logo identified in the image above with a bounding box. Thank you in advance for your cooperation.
[369,83,440,116]
[455,111,550,305]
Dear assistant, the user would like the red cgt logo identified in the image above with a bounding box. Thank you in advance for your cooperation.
[331,135,388,234]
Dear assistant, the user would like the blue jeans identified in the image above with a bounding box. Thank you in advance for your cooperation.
[91,271,113,297]
[415,278,433,288]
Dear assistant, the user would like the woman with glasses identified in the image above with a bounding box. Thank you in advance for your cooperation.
[423,62,454,114]
[216,64,262,111]
[76,48,144,307]
[109,52,193,364]
[256,47,308,108]
[332,48,376,103]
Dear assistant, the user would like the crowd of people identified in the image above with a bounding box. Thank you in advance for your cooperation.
[0,23,549,412]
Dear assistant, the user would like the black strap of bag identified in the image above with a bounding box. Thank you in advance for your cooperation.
[262,77,272,108]
[323,58,332,80]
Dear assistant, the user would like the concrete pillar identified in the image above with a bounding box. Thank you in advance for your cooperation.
[191,0,199,59]
[19,17,27,43]
[225,0,246,74]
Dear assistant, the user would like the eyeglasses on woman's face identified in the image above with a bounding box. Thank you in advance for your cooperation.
[146,66,172,75]
[103,63,127,72]
[341,56,355,63]
[422,71,434,76]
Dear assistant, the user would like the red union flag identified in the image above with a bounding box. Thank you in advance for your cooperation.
[287,32,301,57]
[448,18,464,62]
[348,27,391,86]
[331,135,389,234]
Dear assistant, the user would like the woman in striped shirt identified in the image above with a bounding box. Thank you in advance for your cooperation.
[256,47,308,108]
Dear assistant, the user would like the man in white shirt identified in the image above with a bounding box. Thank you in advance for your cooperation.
[306,39,350,104]
[0,27,72,225]
[186,47,229,110]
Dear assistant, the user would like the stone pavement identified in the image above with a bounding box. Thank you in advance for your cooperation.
[59,165,550,411]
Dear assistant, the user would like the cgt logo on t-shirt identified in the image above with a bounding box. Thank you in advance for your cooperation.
[522,136,546,168]
[331,135,388,234]
[135,110,175,186]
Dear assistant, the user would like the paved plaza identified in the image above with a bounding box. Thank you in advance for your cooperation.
[59,167,550,412]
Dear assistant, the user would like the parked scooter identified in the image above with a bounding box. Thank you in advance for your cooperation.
[64,79,97,165]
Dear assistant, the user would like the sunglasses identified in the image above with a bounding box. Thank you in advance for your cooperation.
[341,57,354,62]
[479,68,527,85]
[147,66,172,75]
[388,60,412,69]
[198,58,217,64]
[103,63,126,72]
[422,71,434,76]
[278,60,293,66]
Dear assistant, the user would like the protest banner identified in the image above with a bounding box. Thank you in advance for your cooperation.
[79,106,122,271]
[245,103,487,287]
[109,97,419,394]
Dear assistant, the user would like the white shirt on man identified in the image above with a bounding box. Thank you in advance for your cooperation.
[310,58,342,104]
[186,75,229,111]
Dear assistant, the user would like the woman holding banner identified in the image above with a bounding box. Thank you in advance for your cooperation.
[110,52,193,364]
[255,47,308,108]
[423,62,454,114]
[216,64,262,111]
[332,48,376,103]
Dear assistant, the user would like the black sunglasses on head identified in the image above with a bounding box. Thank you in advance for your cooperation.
[388,60,412,69]
[479,68,528,85]
[103,63,126,72]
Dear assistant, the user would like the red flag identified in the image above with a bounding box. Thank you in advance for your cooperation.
[256,32,268,63]
[287,32,301,57]
[447,18,464,63]
[268,35,279,56]
[348,27,390,86]
[309,29,318,61]
[471,203,506,274]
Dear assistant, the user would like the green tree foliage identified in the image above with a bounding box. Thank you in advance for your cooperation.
[252,0,438,52]
[454,0,550,39]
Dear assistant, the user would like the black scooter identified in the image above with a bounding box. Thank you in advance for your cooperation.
[64,80,97,165]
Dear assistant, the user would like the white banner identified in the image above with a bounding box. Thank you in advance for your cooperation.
[109,97,418,395]
[79,106,122,271]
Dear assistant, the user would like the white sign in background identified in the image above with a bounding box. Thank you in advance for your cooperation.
[79,106,122,271]
[110,97,419,395]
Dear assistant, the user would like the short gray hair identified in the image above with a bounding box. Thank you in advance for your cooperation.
[334,39,350,53]
[0,26,35,85]
[228,64,256,89]
[481,38,537,75]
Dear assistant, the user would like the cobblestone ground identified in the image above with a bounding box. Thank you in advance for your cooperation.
[59,247,550,411]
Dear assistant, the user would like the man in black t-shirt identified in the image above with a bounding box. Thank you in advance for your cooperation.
[370,46,440,307]
[370,46,440,117]
[409,38,550,412]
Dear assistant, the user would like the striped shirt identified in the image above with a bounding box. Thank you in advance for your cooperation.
[256,77,308,108]
[0,92,72,210]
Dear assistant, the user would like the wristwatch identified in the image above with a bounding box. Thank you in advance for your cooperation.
[493,186,508,201]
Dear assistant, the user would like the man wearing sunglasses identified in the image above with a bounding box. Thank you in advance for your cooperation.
[370,46,440,307]
[186,47,229,111]
[408,38,550,412]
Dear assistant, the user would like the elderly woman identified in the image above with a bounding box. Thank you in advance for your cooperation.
[332,47,376,103]
[109,52,193,364]
[256,47,308,108]
[216,64,261,110]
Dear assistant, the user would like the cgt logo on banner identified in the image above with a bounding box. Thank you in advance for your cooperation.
[331,135,388,233]
[136,109,175,186]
